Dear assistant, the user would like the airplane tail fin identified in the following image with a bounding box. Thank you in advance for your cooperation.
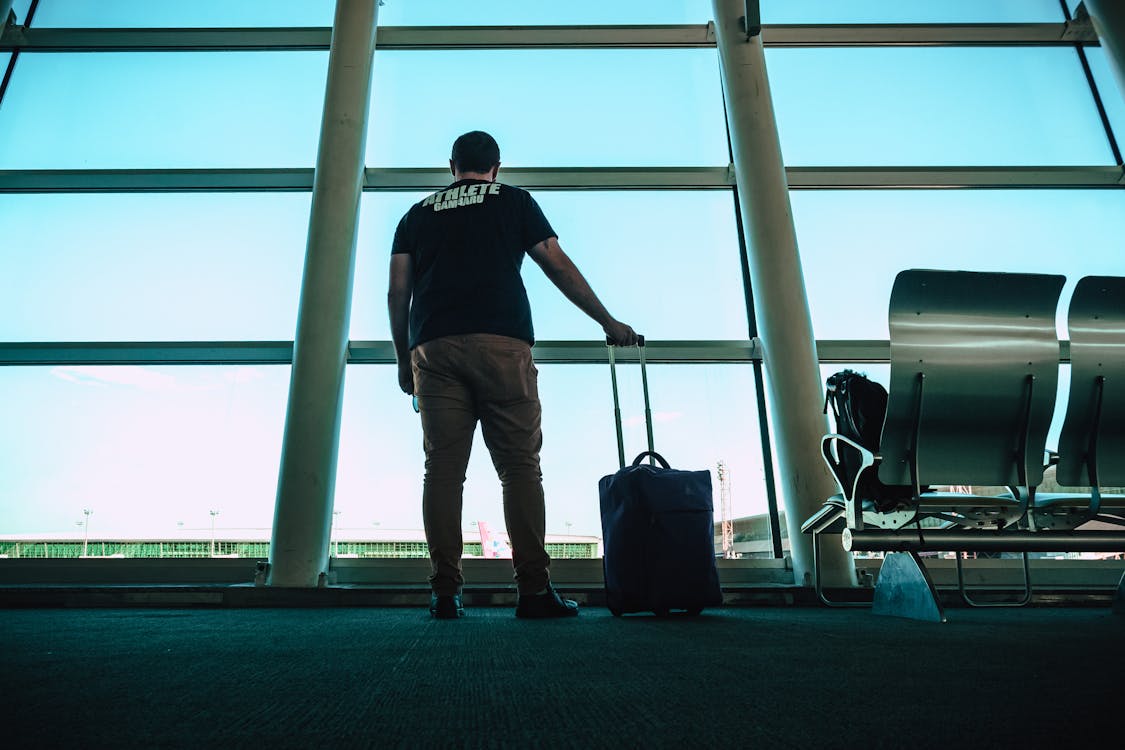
[477,520,512,559]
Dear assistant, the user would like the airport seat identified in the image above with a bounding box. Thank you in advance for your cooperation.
[1031,276,1125,531]
[808,269,1075,620]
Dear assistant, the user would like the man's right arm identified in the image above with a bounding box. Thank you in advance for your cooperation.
[527,236,639,346]
[387,253,414,394]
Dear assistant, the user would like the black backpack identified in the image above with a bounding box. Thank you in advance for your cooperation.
[823,369,917,511]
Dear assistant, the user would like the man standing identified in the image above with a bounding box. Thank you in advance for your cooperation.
[387,131,639,619]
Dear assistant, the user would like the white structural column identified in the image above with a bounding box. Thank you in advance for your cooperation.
[1086,0,1125,107]
[268,0,379,586]
[711,0,856,587]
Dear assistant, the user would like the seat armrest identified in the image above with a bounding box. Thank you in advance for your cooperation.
[820,433,876,502]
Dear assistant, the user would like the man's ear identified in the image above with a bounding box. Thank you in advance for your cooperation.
[449,159,457,177]
[489,163,500,181]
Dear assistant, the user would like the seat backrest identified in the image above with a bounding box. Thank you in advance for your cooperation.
[1056,275,1125,487]
[878,269,1064,488]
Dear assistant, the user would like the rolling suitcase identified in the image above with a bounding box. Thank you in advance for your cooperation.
[598,337,723,617]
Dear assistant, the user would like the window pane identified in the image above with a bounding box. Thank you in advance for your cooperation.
[768,48,1112,166]
[367,50,727,168]
[0,365,289,536]
[1086,47,1125,150]
[338,363,766,553]
[0,194,308,341]
[31,0,335,27]
[793,190,1125,340]
[762,0,1063,23]
[0,53,326,168]
[379,0,709,25]
[353,191,747,341]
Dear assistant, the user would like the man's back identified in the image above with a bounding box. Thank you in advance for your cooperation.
[391,179,556,349]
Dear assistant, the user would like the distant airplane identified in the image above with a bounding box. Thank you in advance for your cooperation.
[477,521,512,559]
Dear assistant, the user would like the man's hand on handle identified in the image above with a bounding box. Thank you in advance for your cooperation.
[604,319,640,347]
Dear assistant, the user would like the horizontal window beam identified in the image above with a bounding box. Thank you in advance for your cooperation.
[0,23,1098,52]
[2,167,1122,193]
[0,340,1073,366]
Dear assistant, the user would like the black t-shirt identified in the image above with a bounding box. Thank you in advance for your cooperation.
[391,179,557,349]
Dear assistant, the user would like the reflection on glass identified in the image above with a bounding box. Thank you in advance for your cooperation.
[367,50,727,168]
[0,52,327,169]
[337,364,766,556]
[0,366,290,538]
[793,190,1125,340]
[353,191,746,341]
[769,47,1111,166]
[0,194,310,341]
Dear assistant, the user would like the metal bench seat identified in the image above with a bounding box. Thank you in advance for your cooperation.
[807,271,1125,620]
[810,269,1066,619]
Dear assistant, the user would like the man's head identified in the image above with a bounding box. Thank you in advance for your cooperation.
[450,131,500,180]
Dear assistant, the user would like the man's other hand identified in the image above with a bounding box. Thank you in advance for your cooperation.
[604,320,640,347]
[398,361,414,395]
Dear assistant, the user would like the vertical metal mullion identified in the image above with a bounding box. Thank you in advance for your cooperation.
[733,189,785,559]
[719,34,784,560]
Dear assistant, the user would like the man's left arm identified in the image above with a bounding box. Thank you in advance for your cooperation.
[387,254,414,394]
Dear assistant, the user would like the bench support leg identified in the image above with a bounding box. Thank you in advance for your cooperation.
[1114,570,1125,617]
[812,529,870,608]
[956,552,1032,607]
[872,552,946,622]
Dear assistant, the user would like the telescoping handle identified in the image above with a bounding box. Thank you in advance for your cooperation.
[607,335,655,469]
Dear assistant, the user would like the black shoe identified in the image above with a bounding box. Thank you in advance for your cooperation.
[430,593,464,619]
[515,584,579,619]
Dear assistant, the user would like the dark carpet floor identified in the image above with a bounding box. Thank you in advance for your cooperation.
[1,605,1122,749]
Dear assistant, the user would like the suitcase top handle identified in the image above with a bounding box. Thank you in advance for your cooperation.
[631,451,670,469]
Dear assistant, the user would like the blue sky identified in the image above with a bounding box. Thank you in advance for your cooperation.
[2,1,1124,541]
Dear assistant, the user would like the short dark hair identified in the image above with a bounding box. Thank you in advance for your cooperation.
[451,131,500,173]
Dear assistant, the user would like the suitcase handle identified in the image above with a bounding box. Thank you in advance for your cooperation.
[607,338,655,469]
[631,451,670,469]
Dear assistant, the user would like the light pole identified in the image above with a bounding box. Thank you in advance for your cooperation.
[81,508,92,557]
[209,510,220,557]
[565,522,573,535]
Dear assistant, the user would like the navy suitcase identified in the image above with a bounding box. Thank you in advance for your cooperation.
[598,339,723,617]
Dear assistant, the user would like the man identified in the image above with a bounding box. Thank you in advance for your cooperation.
[387,131,639,620]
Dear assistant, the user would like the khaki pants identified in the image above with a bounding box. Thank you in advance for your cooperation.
[411,333,550,596]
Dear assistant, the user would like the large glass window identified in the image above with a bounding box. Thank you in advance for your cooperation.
[367,50,727,168]
[0,53,327,169]
[0,194,309,341]
[353,191,747,341]
[768,48,1112,166]
[0,366,290,537]
[337,363,764,552]
[793,190,1125,341]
